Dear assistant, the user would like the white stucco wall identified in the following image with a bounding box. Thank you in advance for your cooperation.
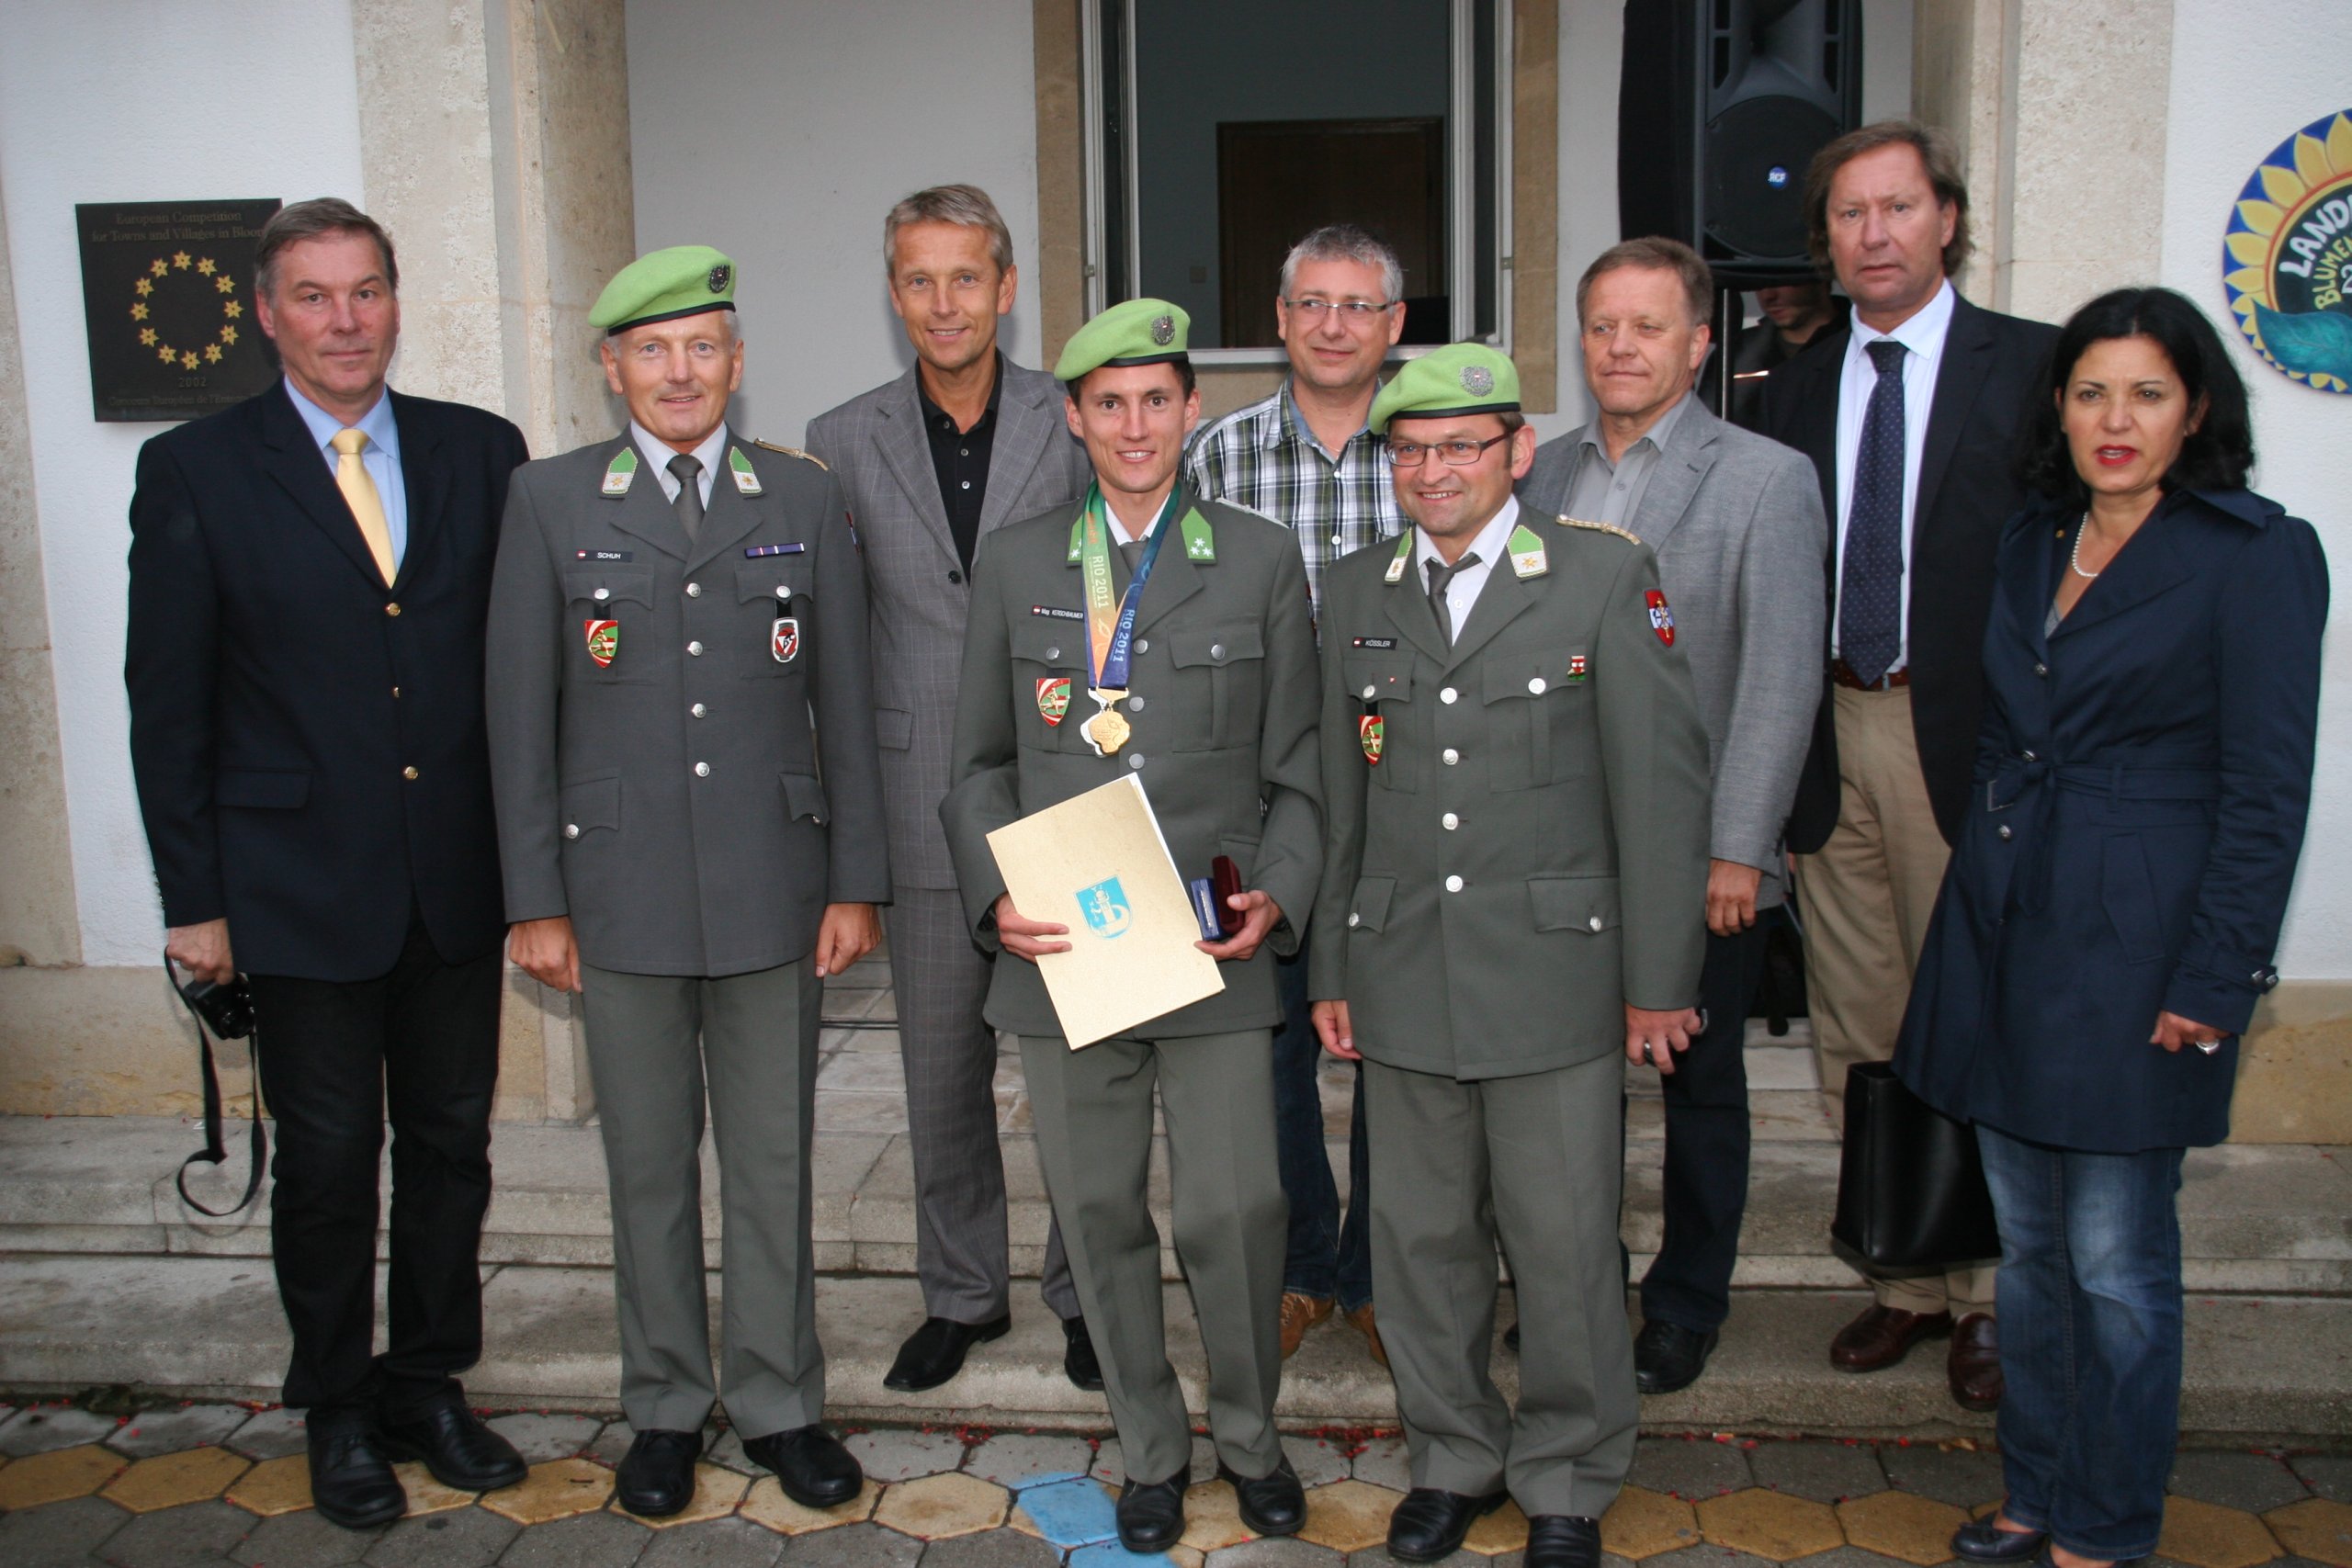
[0,3,367,966]
[2161,2,2352,976]
[624,0,1046,446]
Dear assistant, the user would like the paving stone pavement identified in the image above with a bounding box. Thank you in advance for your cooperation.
[1,1398,2348,1567]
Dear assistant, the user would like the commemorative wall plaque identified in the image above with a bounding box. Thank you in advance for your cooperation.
[77,198,280,422]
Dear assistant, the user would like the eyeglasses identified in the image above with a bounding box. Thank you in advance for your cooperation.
[1384,433,1512,468]
[1283,298,1396,321]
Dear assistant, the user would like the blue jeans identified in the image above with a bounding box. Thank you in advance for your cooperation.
[1274,942,1372,1310]
[1976,1123,2186,1561]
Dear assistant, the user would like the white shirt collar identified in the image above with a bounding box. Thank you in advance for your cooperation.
[1415,493,1521,572]
[1848,276,1956,361]
[630,420,729,499]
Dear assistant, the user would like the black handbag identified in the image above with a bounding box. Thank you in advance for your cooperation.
[1829,1061,2000,1270]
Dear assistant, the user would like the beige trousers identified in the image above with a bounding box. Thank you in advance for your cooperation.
[1795,684,1996,1315]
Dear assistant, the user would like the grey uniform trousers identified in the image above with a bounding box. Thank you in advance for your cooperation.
[580,958,824,1438]
[1364,1050,1638,1519]
[887,886,1078,1322]
[1019,1027,1287,1484]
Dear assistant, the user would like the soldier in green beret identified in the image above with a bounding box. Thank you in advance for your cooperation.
[486,246,890,1518]
[940,299,1322,1553]
[1310,344,1713,1568]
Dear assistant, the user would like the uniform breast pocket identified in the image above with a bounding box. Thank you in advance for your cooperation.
[1481,645,1585,791]
[736,566,810,677]
[562,570,655,683]
[1165,622,1265,750]
[1009,619,1086,750]
[1341,652,1416,793]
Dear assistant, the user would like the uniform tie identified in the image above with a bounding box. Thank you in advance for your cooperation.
[1839,339,1908,686]
[329,428,396,586]
[668,453,705,544]
[1425,552,1480,644]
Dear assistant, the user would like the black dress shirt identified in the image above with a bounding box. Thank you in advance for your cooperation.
[919,355,1004,572]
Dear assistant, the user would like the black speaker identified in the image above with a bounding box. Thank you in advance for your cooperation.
[1618,0,1863,286]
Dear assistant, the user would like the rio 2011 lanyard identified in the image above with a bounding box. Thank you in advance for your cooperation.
[1075,479,1181,756]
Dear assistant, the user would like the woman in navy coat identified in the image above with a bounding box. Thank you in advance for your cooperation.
[1897,288,2326,1568]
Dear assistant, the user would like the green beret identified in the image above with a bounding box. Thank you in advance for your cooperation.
[1368,342,1521,434]
[590,244,737,334]
[1053,298,1190,382]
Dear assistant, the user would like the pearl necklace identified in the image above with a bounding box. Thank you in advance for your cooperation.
[2069,518,2101,580]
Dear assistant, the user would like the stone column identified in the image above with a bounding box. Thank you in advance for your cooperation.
[349,0,639,1121]
[0,181,82,974]
[1912,0,2173,321]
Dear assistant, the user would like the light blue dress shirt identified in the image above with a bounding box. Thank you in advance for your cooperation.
[284,378,408,569]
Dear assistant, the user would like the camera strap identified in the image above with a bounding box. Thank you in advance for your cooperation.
[168,956,266,1219]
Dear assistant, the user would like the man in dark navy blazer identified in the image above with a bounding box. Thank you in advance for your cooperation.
[126,199,529,1527]
[1760,123,2056,1411]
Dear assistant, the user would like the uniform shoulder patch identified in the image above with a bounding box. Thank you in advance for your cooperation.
[1555,513,1642,545]
[751,438,829,471]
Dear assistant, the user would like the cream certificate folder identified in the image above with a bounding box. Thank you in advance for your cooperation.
[985,774,1225,1048]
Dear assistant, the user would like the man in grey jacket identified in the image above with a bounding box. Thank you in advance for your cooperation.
[489,246,888,1518]
[804,185,1096,1395]
[1520,238,1827,1394]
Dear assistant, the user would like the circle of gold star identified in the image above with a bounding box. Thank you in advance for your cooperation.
[131,253,241,370]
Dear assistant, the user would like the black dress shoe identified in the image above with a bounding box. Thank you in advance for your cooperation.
[1525,1514,1604,1568]
[1217,1457,1305,1536]
[1633,1320,1720,1395]
[1116,1474,1187,1552]
[374,1399,526,1492]
[615,1428,704,1517]
[884,1314,1011,1392]
[307,1426,406,1529]
[1061,1314,1104,1392]
[1387,1487,1508,1562]
[1952,1518,2049,1562]
[742,1425,863,1509]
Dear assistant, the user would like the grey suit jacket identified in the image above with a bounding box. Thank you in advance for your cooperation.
[486,430,890,977]
[940,494,1324,1040]
[804,361,1092,890]
[1520,397,1826,909]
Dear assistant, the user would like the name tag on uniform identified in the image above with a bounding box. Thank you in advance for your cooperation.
[575,548,633,561]
[1031,605,1084,621]
[1351,636,1396,649]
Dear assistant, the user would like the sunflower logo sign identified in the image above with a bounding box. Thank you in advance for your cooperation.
[2222,112,2352,393]
[76,198,282,422]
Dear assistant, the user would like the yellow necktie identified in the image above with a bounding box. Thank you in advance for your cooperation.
[330,428,397,586]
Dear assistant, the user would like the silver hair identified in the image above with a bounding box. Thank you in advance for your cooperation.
[883,184,1015,276]
[1278,223,1405,304]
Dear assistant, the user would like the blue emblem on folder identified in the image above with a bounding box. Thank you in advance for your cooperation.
[1076,877,1134,939]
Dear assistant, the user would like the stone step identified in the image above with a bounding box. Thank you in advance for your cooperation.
[3,1253,2347,1440]
[7,1113,2346,1295]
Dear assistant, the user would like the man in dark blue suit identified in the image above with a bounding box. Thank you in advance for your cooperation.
[1761,123,2057,1412]
[126,198,530,1527]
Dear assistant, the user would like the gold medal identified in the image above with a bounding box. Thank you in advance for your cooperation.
[1082,690,1131,755]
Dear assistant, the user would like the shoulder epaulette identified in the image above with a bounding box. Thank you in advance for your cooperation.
[1555,513,1641,545]
[751,438,828,471]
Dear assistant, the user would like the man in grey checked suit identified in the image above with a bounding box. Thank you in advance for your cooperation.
[803,185,1096,1393]
[489,246,888,1518]
[1520,238,1827,1397]
[941,299,1319,1556]
[1312,344,1711,1568]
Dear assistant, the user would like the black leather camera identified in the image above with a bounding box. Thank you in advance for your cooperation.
[176,971,254,1040]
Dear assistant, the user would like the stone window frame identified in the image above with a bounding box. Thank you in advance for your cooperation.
[1030,0,1558,414]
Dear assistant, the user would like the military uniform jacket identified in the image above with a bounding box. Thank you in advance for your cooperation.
[1309,516,1713,1079]
[940,493,1323,1039]
[486,430,890,977]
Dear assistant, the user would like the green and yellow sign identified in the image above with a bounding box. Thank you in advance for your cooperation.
[2222,111,2352,393]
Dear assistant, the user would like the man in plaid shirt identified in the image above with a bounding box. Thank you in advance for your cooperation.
[1183,223,1408,1367]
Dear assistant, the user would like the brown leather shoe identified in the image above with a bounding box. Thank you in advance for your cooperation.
[1346,1302,1387,1367]
[1947,1313,2003,1410]
[1829,1303,1954,1371]
[1279,1292,1334,1359]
